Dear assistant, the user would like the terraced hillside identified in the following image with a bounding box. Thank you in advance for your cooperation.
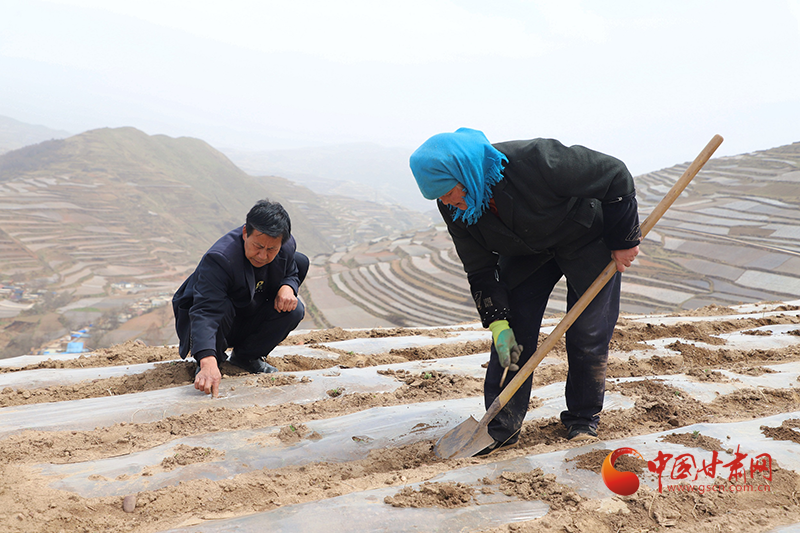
[0,128,430,356]
[632,142,800,311]
[302,142,800,328]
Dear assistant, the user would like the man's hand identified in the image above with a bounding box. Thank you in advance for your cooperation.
[612,245,639,272]
[274,285,298,312]
[195,356,221,397]
[489,320,522,371]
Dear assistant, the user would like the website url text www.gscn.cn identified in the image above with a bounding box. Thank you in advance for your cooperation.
[666,483,771,494]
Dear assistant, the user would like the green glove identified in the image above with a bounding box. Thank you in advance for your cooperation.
[488,320,522,371]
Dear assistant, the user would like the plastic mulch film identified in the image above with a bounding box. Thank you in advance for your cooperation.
[375,352,561,380]
[625,303,800,327]
[268,345,342,360]
[0,342,490,391]
[38,375,635,498]
[39,397,485,497]
[4,351,557,438]
[160,411,800,532]
[0,365,401,438]
[315,329,489,355]
[0,362,161,391]
[0,329,488,385]
[161,485,549,533]
[6,344,798,440]
[641,323,800,353]
[609,361,800,403]
[0,352,91,369]
[0,328,488,371]
[608,323,800,364]
[42,360,800,499]
[38,386,636,498]
[25,356,800,496]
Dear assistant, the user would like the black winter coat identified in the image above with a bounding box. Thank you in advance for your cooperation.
[440,138,641,327]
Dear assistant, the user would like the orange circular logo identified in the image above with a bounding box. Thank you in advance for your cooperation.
[601,447,644,495]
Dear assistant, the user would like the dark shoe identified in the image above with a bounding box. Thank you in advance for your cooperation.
[566,425,598,441]
[473,437,519,457]
[228,355,278,374]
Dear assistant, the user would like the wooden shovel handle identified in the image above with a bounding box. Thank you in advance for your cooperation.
[483,134,724,423]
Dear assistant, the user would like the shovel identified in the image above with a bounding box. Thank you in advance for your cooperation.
[435,134,725,459]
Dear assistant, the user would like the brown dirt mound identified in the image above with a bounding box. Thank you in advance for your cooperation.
[493,469,583,512]
[612,314,800,350]
[160,444,225,471]
[270,339,491,371]
[378,369,484,400]
[659,431,725,452]
[384,481,476,508]
[567,449,647,475]
[761,418,800,445]
[254,374,301,387]
[386,340,491,361]
[277,423,311,444]
[665,341,800,368]
[685,368,733,382]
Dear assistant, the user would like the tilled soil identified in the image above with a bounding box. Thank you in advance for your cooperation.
[2,308,800,532]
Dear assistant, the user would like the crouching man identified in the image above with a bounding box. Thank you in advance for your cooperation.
[173,199,309,397]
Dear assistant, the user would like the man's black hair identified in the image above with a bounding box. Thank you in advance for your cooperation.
[245,199,291,243]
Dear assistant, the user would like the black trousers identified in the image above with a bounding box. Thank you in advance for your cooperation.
[212,252,310,363]
[484,257,621,442]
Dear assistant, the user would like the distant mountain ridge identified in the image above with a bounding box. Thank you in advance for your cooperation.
[0,115,71,155]
[224,143,433,213]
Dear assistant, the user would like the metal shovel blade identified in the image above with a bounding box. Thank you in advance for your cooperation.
[434,416,495,459]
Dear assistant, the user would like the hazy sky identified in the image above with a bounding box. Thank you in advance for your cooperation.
[1,0,799,175]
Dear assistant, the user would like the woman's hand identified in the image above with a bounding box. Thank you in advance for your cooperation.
[612,246,639,272]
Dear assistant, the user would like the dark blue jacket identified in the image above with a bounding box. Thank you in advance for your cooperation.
[172,226,301,359]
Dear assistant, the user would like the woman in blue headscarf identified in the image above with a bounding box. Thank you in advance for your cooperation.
[410,128,641,455]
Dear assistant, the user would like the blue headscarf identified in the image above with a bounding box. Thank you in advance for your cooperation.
[409,128,507,225]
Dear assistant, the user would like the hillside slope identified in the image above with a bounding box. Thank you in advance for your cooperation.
[0,128,430,356]
[0,126,330,261]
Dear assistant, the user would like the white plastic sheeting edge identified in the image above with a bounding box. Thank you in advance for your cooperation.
[0,352,569,438]
[37,388,635,498]
[163,486,549,533]
[158,411,800,533]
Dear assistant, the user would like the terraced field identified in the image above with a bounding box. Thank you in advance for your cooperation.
[2,302,800,532]
[0,175,185,283]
